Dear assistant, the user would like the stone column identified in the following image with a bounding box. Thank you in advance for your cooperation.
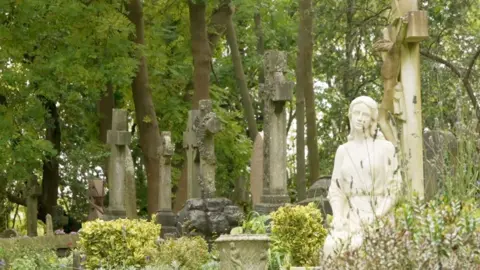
[196,99,222,198]
[254,50,293,214]
[26,176,41,237]
[183,110,201,199]
[103,109,130,220]
[156,131,177,238]
[87,178,104,221]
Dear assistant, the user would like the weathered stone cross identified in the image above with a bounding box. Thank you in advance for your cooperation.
[254,50,293,214]
[103,109,131,220]
[183,110,201,199]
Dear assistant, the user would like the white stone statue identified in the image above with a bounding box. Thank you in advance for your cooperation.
[323,96,402,259]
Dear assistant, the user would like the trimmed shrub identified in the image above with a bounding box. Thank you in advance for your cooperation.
[270,203,327,267]
[78,218,160,269]
[154,236,211,270]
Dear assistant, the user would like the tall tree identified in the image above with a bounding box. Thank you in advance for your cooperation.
[297,0,318,186]
[127,0,162,215]
[188,0,212,109]
[225,4,258,141]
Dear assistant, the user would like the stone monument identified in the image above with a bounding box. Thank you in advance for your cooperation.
[156,131,177,238]
[323,96,402,259]
[249,132,264,205]
[374,0,428,198]
[87,178,105,221]
[177,99,243,238]
[26,175,41,237]
[103,109,130,220]
[254,50,293,214]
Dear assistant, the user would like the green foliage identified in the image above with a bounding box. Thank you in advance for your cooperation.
[270,203,327,267]
[78,219,161,269]
[325,198,480,269]
[154,236,211,270]
[241,212,271,234]
[0,244,70,270]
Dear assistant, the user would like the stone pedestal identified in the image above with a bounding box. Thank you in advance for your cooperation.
[156,210,177,238]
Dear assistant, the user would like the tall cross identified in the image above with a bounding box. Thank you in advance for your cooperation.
[196,99,222,198]
[183,110,201,199]
[375,0,428,198]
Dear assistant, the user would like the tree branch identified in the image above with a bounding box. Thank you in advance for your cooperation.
[420,50,462,78]
[464,47,480,82]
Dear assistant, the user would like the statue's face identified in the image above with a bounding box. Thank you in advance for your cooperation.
[351,103,371,132]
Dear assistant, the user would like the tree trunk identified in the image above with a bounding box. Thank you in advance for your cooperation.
[188,0,212,109]
[297,0,319,186]
[254,9,265,85]
[127,0,162,215]
[41,99,61,218]
[98,82,115,178]
[225,7,258,141]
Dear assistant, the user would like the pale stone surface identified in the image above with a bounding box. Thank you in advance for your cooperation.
[87,178,104,221]
[183,110,201,199]
[156,131,177,237]
[376,0,427,198]
[46,214,54,236]
[104,109,129,220]
[196,99,222,198]
[254,50,293,214]
[215,234,270,270]
[125,145,137,219]
[249,132,264,205]
[323,96,402,259]
[26,175,41,237]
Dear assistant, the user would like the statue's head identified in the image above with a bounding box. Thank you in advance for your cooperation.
[347,96,378,141]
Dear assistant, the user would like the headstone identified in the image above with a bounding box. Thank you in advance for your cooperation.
[183,110,201,199]
[249,132,264,205]
[423,129,457,200]
[26,175,41,237]
[72,250,81,270]
[103,109,130,220]
[254,50,293,214]
[87,179,104,221]
[156,131,177,238]
[46,214,54,236]
[125,146,137,219]
[196,99,222,198]
[297,176,332,220]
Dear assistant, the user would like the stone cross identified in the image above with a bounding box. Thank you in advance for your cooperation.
[156,131,177,237]
[87,178,104,221]
[103,109,131,220]
[376,0,428,198]
[196,99,222,198]
[125,146,137,219]
[249,132,264,205]
[183,110,201,199]
[26,175,41,237]
[254,50,293,214]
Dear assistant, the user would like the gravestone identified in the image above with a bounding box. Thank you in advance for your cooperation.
[26,175,41,237]
[156,131,177,238]
[103,109,130,220]
[249,132,264,205]
[125,146,137,219]
[183,110,201,199]
[196,99,222,198]
[254,50,293,214]
[87,179,104,221]
[46,214,54,236]
[423,129,457,200]
[297,176,332,219]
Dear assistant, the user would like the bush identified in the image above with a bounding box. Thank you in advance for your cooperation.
[324,197,480,269]
[270,203,327,267]
[0,244,70,270]
[78,218,160,269]
[154,236,211,270]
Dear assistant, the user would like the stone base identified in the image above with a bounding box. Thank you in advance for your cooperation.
[102,208,126,221]
[156,209,177,238]
[254,193,290,215]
